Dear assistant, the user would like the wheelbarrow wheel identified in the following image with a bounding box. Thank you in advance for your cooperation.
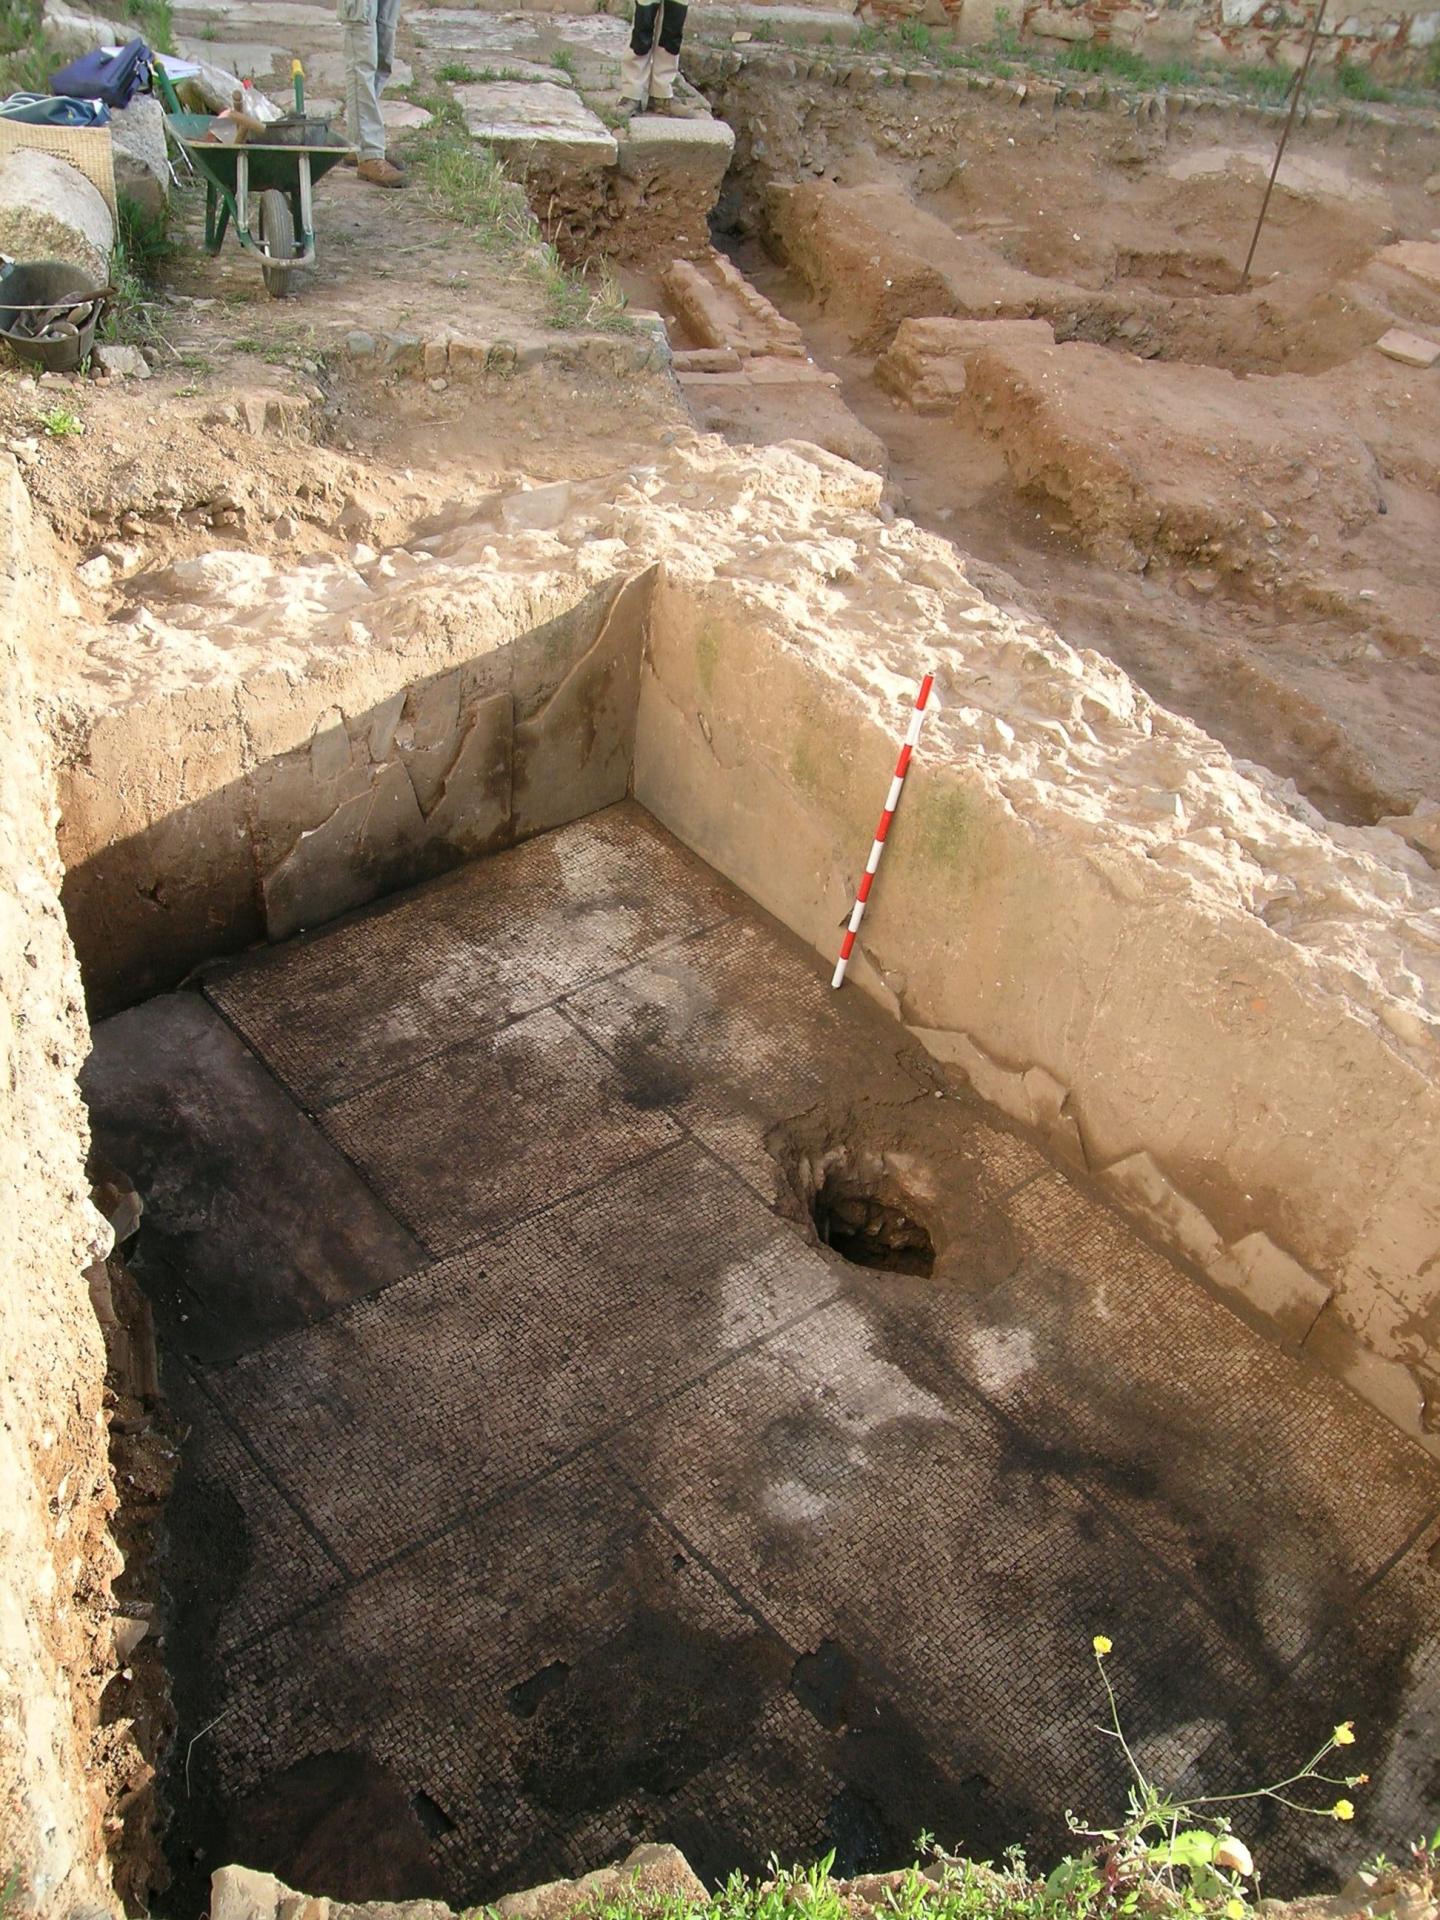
[258,189,298,297]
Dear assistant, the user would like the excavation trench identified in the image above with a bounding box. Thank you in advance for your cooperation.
[57,470,1440,1914]
[636,58,1440,830]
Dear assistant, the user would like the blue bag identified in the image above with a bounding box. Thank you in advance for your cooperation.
[0,91,111,124]
[48,38,152,109]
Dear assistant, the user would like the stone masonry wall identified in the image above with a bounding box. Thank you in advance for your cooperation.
[863,0,1439,74]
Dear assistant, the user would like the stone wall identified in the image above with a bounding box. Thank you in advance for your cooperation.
[56,540,653,1014]
[871,0,1440,73]
[0,460,122,1916]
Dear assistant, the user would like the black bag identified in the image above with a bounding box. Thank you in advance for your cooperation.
[48,37,152,109]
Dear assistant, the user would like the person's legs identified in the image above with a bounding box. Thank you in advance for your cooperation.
[340,0,385,158]
[619,1,658,105]
[374,0,401,99]
[648,0,687,99]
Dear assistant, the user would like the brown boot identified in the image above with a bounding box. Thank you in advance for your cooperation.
[356,156,407,188]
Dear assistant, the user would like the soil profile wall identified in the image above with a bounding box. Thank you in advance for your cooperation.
[0,464,121,1917]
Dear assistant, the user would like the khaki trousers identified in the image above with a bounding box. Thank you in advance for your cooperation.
[619,0,689,102]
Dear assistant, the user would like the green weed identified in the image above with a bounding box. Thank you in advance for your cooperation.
[550,45,579,76]
[896,18,933,57]
[41,404,85,437]
[991,7,1021,57]
[1332,56,1391,99]
[434,59,529,83]
[405,94,632,333]
[102,192,177,349]
[1231,61,1293,96]
[576,1640,1381,1920]
[0,0,57,91]
[123,0,175,54]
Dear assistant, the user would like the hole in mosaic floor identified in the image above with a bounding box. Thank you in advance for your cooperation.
[811,1168,936,1277]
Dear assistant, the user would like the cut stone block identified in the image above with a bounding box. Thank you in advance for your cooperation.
[1102,1148,1225,1267]
[1375,327,1440,369]
[381,99,435,131]
[404,6,546,51]
[618,113,736,181]
[1381,238,1440,294]
[1206,1231,1333,1345]
[454,81,617,169]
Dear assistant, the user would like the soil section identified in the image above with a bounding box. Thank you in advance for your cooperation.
[662,58,1440,830]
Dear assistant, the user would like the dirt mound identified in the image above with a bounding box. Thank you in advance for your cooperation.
[892,322,1384,578]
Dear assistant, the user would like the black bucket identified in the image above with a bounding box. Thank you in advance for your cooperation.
[0,259,109,373]
[264,111,337,147]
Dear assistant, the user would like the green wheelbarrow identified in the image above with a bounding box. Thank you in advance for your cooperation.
[157,66,350,296]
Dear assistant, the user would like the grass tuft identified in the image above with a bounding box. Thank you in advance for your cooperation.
[403,92,633,333]
[1333,56,1391,99]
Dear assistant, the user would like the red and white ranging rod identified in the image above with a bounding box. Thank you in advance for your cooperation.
[832,671,939,990]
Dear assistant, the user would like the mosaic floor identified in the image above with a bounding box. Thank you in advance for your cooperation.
[82,804,1440,1911]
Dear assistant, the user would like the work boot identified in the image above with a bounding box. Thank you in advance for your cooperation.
[356,155,407,188]
[342,147,405,168]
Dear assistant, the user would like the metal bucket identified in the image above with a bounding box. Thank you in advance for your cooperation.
[0,259,108,373]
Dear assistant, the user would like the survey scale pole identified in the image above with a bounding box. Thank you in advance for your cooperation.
[1240,0,1328,290]
[832,672,939,990]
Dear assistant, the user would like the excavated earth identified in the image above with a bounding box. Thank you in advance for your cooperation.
[663,52,1440,830]
[4,32,1440,1920]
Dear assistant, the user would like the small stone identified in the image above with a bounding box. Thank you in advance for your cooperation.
[100,540,145,574]
[344,329,377,359]
[210,1865,280,1920]
[92,342,151,380]
[428,376,449,392]
[500,481,572,531]
[113,1613,150,1659]
[1375,326,1440,368]
[272,514,299,540]
[1426,173,1440,194]
[76,553,113,589]
[1185,567,1219,594]
[731,27,753,39]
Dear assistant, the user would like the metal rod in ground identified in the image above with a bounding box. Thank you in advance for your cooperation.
[832,672,937,990]
[1240,0,1328,289]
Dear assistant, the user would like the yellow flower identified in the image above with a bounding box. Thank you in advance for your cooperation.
[1331,1800,1355,1822]
[1093,1635,1113,1656]
[1333,1722,1356,1747]
[1226,1900,1246,1920]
